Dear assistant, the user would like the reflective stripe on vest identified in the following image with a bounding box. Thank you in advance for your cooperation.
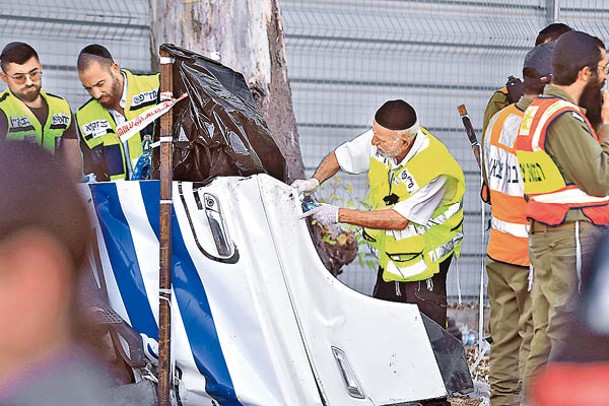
[77,70,159,181]
[483,103,530,266]
[531,188,609,204]
[365,128,465,282]
[0,89,71,153]
[491,217,529,238]
[515,96,609,226]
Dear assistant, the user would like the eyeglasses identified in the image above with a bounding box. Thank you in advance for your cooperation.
[598,63,609,74]
[5,69,42,84]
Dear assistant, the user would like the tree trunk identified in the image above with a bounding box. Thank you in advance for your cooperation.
[149,0,304,182]
[148,0,357,276]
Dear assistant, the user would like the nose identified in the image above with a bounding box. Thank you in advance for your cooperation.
[89,87,103,100]
[371,134,379,145]
[24,75,34,86]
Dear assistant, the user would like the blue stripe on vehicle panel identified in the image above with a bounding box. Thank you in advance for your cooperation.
[139,181,240,405]
[89,182,158,339]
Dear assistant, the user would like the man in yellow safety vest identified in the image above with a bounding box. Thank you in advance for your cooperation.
[293,100,465,335]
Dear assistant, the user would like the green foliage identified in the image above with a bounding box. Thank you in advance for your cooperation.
[312,175,377,271]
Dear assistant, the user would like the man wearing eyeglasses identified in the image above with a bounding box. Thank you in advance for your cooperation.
[76,44,159,182]
[0,42,82,181]
[514,31,609,391]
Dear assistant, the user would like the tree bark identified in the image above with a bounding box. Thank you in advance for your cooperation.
[148,0,357,275]
[149,0,304,181]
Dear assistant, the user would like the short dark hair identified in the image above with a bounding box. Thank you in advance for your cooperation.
[552,31,605,86]
[77,44,114,71]
[0,142,91,273]
[535,23,572,46]
[0,42,39,72]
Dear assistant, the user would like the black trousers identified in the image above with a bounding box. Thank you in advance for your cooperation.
[372,255,452,328]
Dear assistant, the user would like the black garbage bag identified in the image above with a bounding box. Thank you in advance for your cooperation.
[158,44,287,182]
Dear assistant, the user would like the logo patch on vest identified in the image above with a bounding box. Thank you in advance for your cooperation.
[400,169,418,194]
[131,90,158,110]
[9,116,34,132]
[50,113,70,129]
[81,120,110,139]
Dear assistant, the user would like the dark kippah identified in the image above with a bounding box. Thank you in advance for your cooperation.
[79,44,114,61]
[374,99,417,130]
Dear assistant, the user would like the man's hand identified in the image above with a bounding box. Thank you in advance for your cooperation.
[291,178,320,198]
[299,204,339,226]
[601,89,609,142]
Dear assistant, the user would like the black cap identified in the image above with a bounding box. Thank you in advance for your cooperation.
[374,99,417,131]
[524,43,554,77]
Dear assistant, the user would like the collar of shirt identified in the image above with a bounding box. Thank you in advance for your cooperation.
[544,84,579,107]
[108,71,128,122]
[545,84,588,114]
[516,95,534,111]
[108,72,128,125]
[119,71,127,110]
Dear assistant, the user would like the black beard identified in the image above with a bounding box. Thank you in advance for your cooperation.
[580,79,604,134]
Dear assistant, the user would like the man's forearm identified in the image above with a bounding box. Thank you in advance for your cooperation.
[338,207,409,230]
[62,139,83,182]
[312,151,340,183]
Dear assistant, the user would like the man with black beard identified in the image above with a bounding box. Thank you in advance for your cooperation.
[514,31,609,395]
[76,44,159,181]
[578,37,608,135]
[0,42,82,181]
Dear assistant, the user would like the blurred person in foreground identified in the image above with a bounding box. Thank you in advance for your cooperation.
[528,232,609,406]
[0,42,82,181]
[481,42,554,406]
[0,142,114,406]
[514,30,609,390]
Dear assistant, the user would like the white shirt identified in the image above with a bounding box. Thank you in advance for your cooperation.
[107,72,133,178]
[335,129,448,225]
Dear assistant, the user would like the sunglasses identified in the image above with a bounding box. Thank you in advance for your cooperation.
[5,69,42,84]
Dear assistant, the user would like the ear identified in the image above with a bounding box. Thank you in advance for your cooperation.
[539,75,551,84]
[110,62,120,75]
[0,72,7,85]
[578,66,593,82]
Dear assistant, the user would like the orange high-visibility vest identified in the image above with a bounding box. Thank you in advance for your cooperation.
[515,96,609,226]
[483,104,530,266]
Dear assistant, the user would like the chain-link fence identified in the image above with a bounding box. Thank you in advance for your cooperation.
[281,0,609,302]
[2,0,609,303]
[0,0,150,107]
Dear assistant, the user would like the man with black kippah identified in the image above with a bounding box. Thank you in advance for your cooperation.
[76,44,159,181]
[294,100,465,340]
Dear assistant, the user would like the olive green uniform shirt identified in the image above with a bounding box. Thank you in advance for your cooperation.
[482,88,510,135]
[542,84,609,222]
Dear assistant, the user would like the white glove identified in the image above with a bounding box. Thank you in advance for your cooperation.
[291,178,320,198]
[299,204,339,226]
